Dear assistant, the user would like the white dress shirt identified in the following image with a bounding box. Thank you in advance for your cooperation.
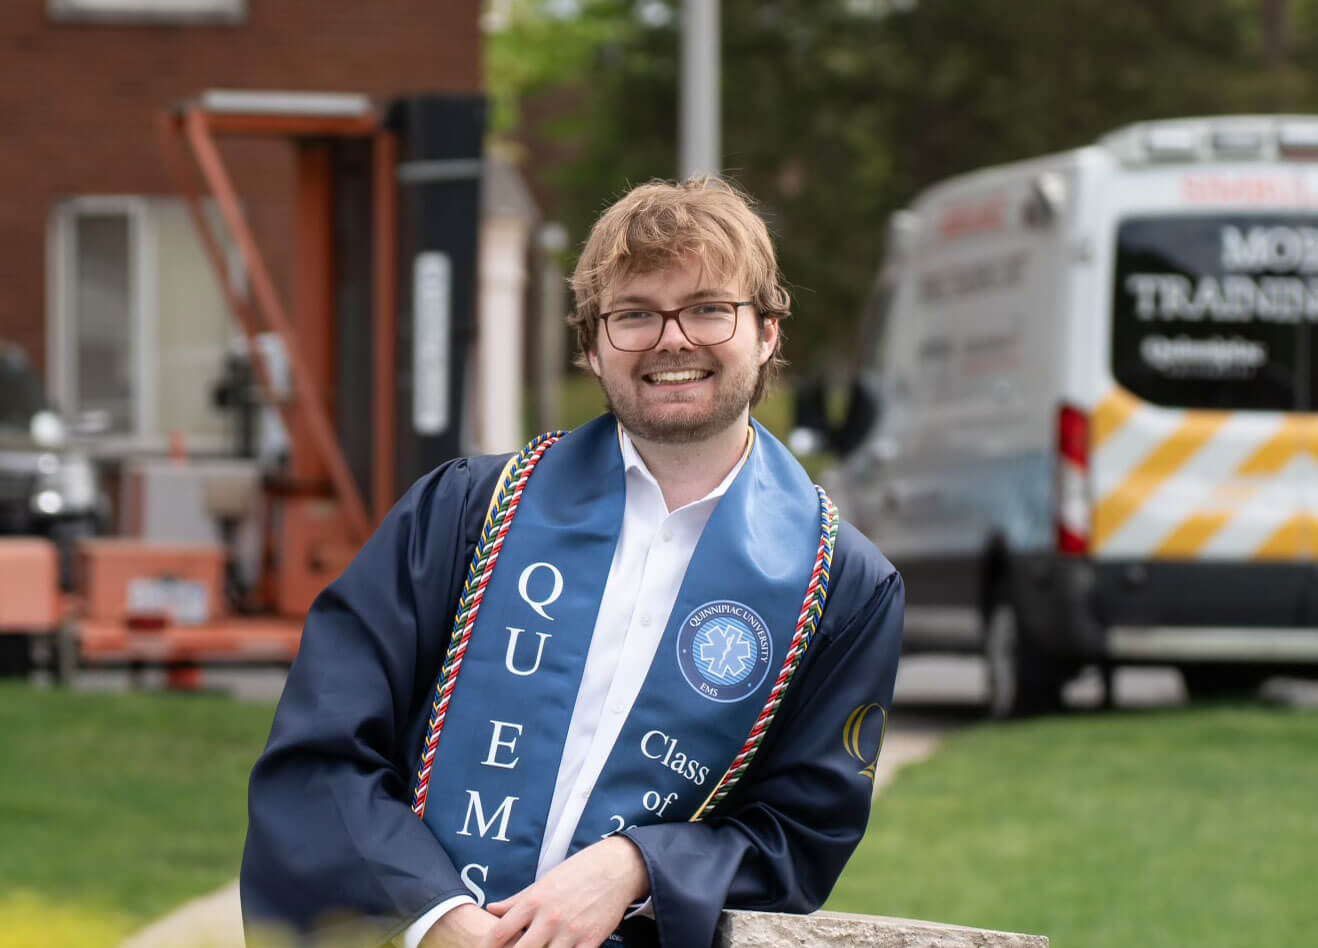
[402,429,750,948]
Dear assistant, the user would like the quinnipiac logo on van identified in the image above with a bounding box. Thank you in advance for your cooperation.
[676,600,773,703]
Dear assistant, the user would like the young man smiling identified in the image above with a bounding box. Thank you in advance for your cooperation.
[241,177,903,948]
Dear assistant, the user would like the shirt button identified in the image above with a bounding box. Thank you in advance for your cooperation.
[639,615,651,627]
[662,529,673,542]
[612,703,626,714]
[579,788,590,799]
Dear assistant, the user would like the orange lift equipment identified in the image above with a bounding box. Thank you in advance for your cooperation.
[42,90,486,683]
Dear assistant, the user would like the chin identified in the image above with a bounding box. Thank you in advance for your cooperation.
[623,405,743,444]
[601,376,754,444]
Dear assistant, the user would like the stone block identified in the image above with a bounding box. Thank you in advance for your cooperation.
[714,909,1049,948]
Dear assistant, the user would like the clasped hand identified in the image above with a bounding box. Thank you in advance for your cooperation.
[424,836,650,948]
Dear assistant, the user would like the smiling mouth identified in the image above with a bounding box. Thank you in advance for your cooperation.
[643,369,714,385]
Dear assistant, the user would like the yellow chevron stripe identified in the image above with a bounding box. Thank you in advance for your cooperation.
[1153,512,1235,558]
[1091,388,1141,450]
[1252,514,1312,560]
[1236,418,1306,476]
[1092,414,1229,550]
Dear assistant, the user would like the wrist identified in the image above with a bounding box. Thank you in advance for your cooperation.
[610,835,651,903]
[422,903,490,947]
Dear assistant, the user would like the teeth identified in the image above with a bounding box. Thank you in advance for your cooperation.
[649,370,709,383]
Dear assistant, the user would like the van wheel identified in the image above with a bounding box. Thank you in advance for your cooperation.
[1179,664,1267,701]
[984,591,1065,719]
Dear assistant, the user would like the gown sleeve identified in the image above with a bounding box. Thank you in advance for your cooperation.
[623,522,905,948]
[240,456,505,945]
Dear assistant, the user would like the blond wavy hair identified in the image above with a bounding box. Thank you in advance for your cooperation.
[568,177,790,407]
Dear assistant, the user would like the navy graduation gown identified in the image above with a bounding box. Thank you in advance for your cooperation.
[240,451,904,947]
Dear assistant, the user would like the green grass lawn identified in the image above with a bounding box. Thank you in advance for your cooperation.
[828,705,1318,947]
[0,684,275,946]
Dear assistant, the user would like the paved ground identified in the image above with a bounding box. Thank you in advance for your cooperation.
[113,655,1318,947]
[120,882,242,948]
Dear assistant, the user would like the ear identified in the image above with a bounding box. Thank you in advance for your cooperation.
[758,318,779,367]
[587,348,602,377]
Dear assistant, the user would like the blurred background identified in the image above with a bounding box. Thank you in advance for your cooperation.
[1,1,1317,946]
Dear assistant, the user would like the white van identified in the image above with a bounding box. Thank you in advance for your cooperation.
[801,115,1318,715]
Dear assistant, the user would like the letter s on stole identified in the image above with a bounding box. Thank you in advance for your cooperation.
[843,703,887,781]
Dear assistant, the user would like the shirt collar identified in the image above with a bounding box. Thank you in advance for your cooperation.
[618,425,753,511]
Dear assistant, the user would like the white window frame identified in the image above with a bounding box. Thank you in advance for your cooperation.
[47,196,159,449]
[48,0,244,25]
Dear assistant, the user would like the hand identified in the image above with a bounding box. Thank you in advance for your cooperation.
[421,903,504,948]
[482,836,651,948]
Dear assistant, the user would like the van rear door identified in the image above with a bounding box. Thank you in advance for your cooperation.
[1091,214,1317,622]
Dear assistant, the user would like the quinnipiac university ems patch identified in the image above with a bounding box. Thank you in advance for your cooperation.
[675,600,773,703]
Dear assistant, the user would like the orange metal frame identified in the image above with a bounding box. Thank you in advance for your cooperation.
[157,101,400,541]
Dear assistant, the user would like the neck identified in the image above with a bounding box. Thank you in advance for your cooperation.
[626,412,751,511]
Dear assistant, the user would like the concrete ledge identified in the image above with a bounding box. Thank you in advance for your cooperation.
[715,909,1049,947]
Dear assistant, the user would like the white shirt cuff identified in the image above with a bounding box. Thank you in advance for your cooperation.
[397,894,477,948]
[624,897,654,920]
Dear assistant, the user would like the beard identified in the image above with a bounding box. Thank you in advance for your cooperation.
[596,352,760,444]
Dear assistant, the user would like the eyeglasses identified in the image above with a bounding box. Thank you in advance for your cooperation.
[596,301,754,352]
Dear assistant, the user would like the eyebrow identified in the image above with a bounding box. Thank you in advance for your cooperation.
[608,288,737,308]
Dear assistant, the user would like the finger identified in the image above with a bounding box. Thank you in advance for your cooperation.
[489,879,534,917]
[511,913,558,948]
[489,899,535,943]
[489,925,528,948]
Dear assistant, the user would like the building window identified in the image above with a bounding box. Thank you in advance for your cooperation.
[48,0,245,25]
[50,197,246,453]
[50,198,154,439]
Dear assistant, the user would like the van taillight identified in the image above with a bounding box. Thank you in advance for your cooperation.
[1056,405,1089,555]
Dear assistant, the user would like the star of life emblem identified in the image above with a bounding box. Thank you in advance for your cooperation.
[676,600,773,703]
[695,622,757,685]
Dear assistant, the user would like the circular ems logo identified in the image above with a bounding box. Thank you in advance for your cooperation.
[676,600,773,703]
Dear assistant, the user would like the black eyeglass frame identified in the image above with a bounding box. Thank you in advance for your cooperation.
[595,301,756,352]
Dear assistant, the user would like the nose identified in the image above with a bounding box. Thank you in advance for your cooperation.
[653,313,692,352]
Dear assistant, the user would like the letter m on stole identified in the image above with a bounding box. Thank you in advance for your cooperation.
[457,789,519,842]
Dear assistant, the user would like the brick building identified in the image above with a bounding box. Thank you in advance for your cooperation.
[0,0,481,454]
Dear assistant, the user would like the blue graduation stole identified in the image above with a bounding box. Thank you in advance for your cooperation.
[410,414,835,909]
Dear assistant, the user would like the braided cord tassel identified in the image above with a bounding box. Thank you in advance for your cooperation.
[411,431,564,818]
[691,486,839,820]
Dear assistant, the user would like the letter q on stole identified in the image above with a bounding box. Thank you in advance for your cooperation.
[518,562,563,620]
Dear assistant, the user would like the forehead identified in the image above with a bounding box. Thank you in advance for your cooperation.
[603,255,747,307]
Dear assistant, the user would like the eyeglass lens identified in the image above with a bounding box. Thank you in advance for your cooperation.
[604,302,738,351]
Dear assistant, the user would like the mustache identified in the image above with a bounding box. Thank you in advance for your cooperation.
[635,357,716,374]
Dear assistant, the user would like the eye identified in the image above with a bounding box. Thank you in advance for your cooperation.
[614,310,658,322]
[688,303,735,317]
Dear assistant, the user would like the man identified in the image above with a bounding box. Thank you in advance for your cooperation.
[241,177,903,948]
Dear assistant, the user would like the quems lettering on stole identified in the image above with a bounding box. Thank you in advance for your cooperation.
[455,561,565,903]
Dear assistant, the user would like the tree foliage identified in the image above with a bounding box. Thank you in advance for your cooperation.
[496,0,1318,365]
